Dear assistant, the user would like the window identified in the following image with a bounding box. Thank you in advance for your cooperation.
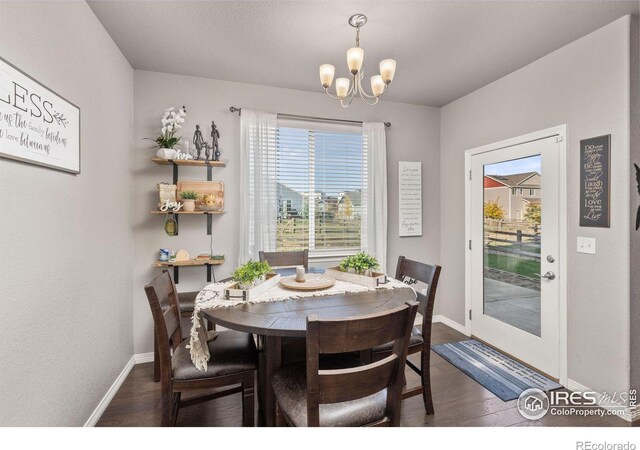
[512,188,517,196]
[530,188,536,196]
[275,120,367,255]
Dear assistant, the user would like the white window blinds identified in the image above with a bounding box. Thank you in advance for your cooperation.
[275,119,367,255]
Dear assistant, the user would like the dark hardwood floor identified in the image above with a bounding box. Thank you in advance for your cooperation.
[97,323,628,427]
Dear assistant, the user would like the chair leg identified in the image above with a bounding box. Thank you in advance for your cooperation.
[242,371,255,427]
[153,330,160,382]
[161,385,173,427]
[421,349,434,415]
[275,402,287,427]
[171,392,181,426]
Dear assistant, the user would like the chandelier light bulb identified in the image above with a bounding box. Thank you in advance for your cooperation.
[335,78,350,98]
[319,64,335,88]
[380,59,396,84]
[347,47,364,75]
[371,75,385,97]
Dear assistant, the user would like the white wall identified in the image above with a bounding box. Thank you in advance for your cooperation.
[440,16,633,395]
[0,2,134,425]
[133,70,440,354]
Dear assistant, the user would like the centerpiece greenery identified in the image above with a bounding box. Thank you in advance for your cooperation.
[339,252,380,275]
[233,260,272,289]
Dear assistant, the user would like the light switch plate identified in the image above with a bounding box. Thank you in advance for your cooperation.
[577,237,596,254]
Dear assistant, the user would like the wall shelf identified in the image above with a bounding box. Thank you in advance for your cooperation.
[152,157,226,184]
[151,157,226,167]
[154,258,224,284]
[152,155,226,283]
[150,210,224,215]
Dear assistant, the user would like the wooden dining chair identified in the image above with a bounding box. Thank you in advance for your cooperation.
[271,301,419,427]
[152,277,213,382]
[145,271,258,426]
[259,249,308,269]
[366,256,441,415]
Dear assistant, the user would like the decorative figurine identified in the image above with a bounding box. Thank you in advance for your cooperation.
[193,124,206,160]
[211,121,220,161]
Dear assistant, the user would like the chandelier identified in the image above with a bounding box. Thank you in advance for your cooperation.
[319,14,396,107]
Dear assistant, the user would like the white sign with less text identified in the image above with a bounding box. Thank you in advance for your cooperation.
[0,57,80,173]
[399,161,422,237]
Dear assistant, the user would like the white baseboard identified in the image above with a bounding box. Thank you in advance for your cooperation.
[84,355,136,427]
[567,378,637,422]
[432,314,469,336]
[134,352,155,364]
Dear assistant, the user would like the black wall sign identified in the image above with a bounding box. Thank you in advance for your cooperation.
[580,135,610,227]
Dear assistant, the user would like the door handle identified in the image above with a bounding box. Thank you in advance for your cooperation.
[535,271,556,280]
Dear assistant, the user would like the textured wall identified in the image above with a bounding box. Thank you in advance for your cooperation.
[133,71,440,354]
[0,1,134,426]
[440,16,633,395]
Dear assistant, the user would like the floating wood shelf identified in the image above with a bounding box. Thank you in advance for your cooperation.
[150,210,224,215]
[154,259,224,267]
[151,157,226,167]
[154,258,224,283]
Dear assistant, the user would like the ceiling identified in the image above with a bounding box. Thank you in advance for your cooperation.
[89,0,638,107]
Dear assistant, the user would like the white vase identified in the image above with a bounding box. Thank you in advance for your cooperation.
[157,148,178,159]
[182,199,196,212]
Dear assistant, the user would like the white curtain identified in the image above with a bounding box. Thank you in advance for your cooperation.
[239,109,278,265]
[362,122,388,272]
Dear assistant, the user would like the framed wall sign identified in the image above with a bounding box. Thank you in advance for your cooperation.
[0,57,80,174]
[579,134,610,227]
[399,161,422,237]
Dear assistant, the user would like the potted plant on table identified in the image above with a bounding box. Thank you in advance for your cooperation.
[179,190,199,212]
[339,252,380,276]
[147,107,187,159]
[326,252,386,287]
[232,260,272,289]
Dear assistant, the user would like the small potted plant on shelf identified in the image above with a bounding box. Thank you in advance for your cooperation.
[225,260,278,300]
[147,107,187,160]
[179,190,199,212]
[326,252,387,287]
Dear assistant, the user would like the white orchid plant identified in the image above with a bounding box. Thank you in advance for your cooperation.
[149,106,187,149]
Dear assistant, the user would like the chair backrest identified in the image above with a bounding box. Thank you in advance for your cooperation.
[305,301,419,427]
[144,271,182,382]
[259,250,309,269]
[395,256,441,347]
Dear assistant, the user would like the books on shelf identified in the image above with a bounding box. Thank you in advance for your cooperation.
[196,254,225,261]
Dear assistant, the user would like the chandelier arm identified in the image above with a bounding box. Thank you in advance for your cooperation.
[358,91,379,106]
[341,92,356,108]
[323,88,343,101]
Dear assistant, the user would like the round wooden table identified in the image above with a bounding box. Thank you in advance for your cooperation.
[201,269,416,426]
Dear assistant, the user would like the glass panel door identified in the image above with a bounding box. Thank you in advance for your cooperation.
[469,133,560,378]
[483,156,542,336]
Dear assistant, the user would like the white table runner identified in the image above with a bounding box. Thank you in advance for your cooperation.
[188,277,414,371]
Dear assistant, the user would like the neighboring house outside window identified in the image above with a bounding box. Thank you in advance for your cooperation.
[483,171,541,221]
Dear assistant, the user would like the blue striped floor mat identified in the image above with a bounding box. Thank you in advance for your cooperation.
[431,340,562,401]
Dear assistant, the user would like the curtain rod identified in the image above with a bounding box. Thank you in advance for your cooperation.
[228,106,391,128]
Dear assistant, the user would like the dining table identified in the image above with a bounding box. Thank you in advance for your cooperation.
[200,267,416,426]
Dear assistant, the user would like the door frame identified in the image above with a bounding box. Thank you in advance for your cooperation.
[464,125,568,386]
